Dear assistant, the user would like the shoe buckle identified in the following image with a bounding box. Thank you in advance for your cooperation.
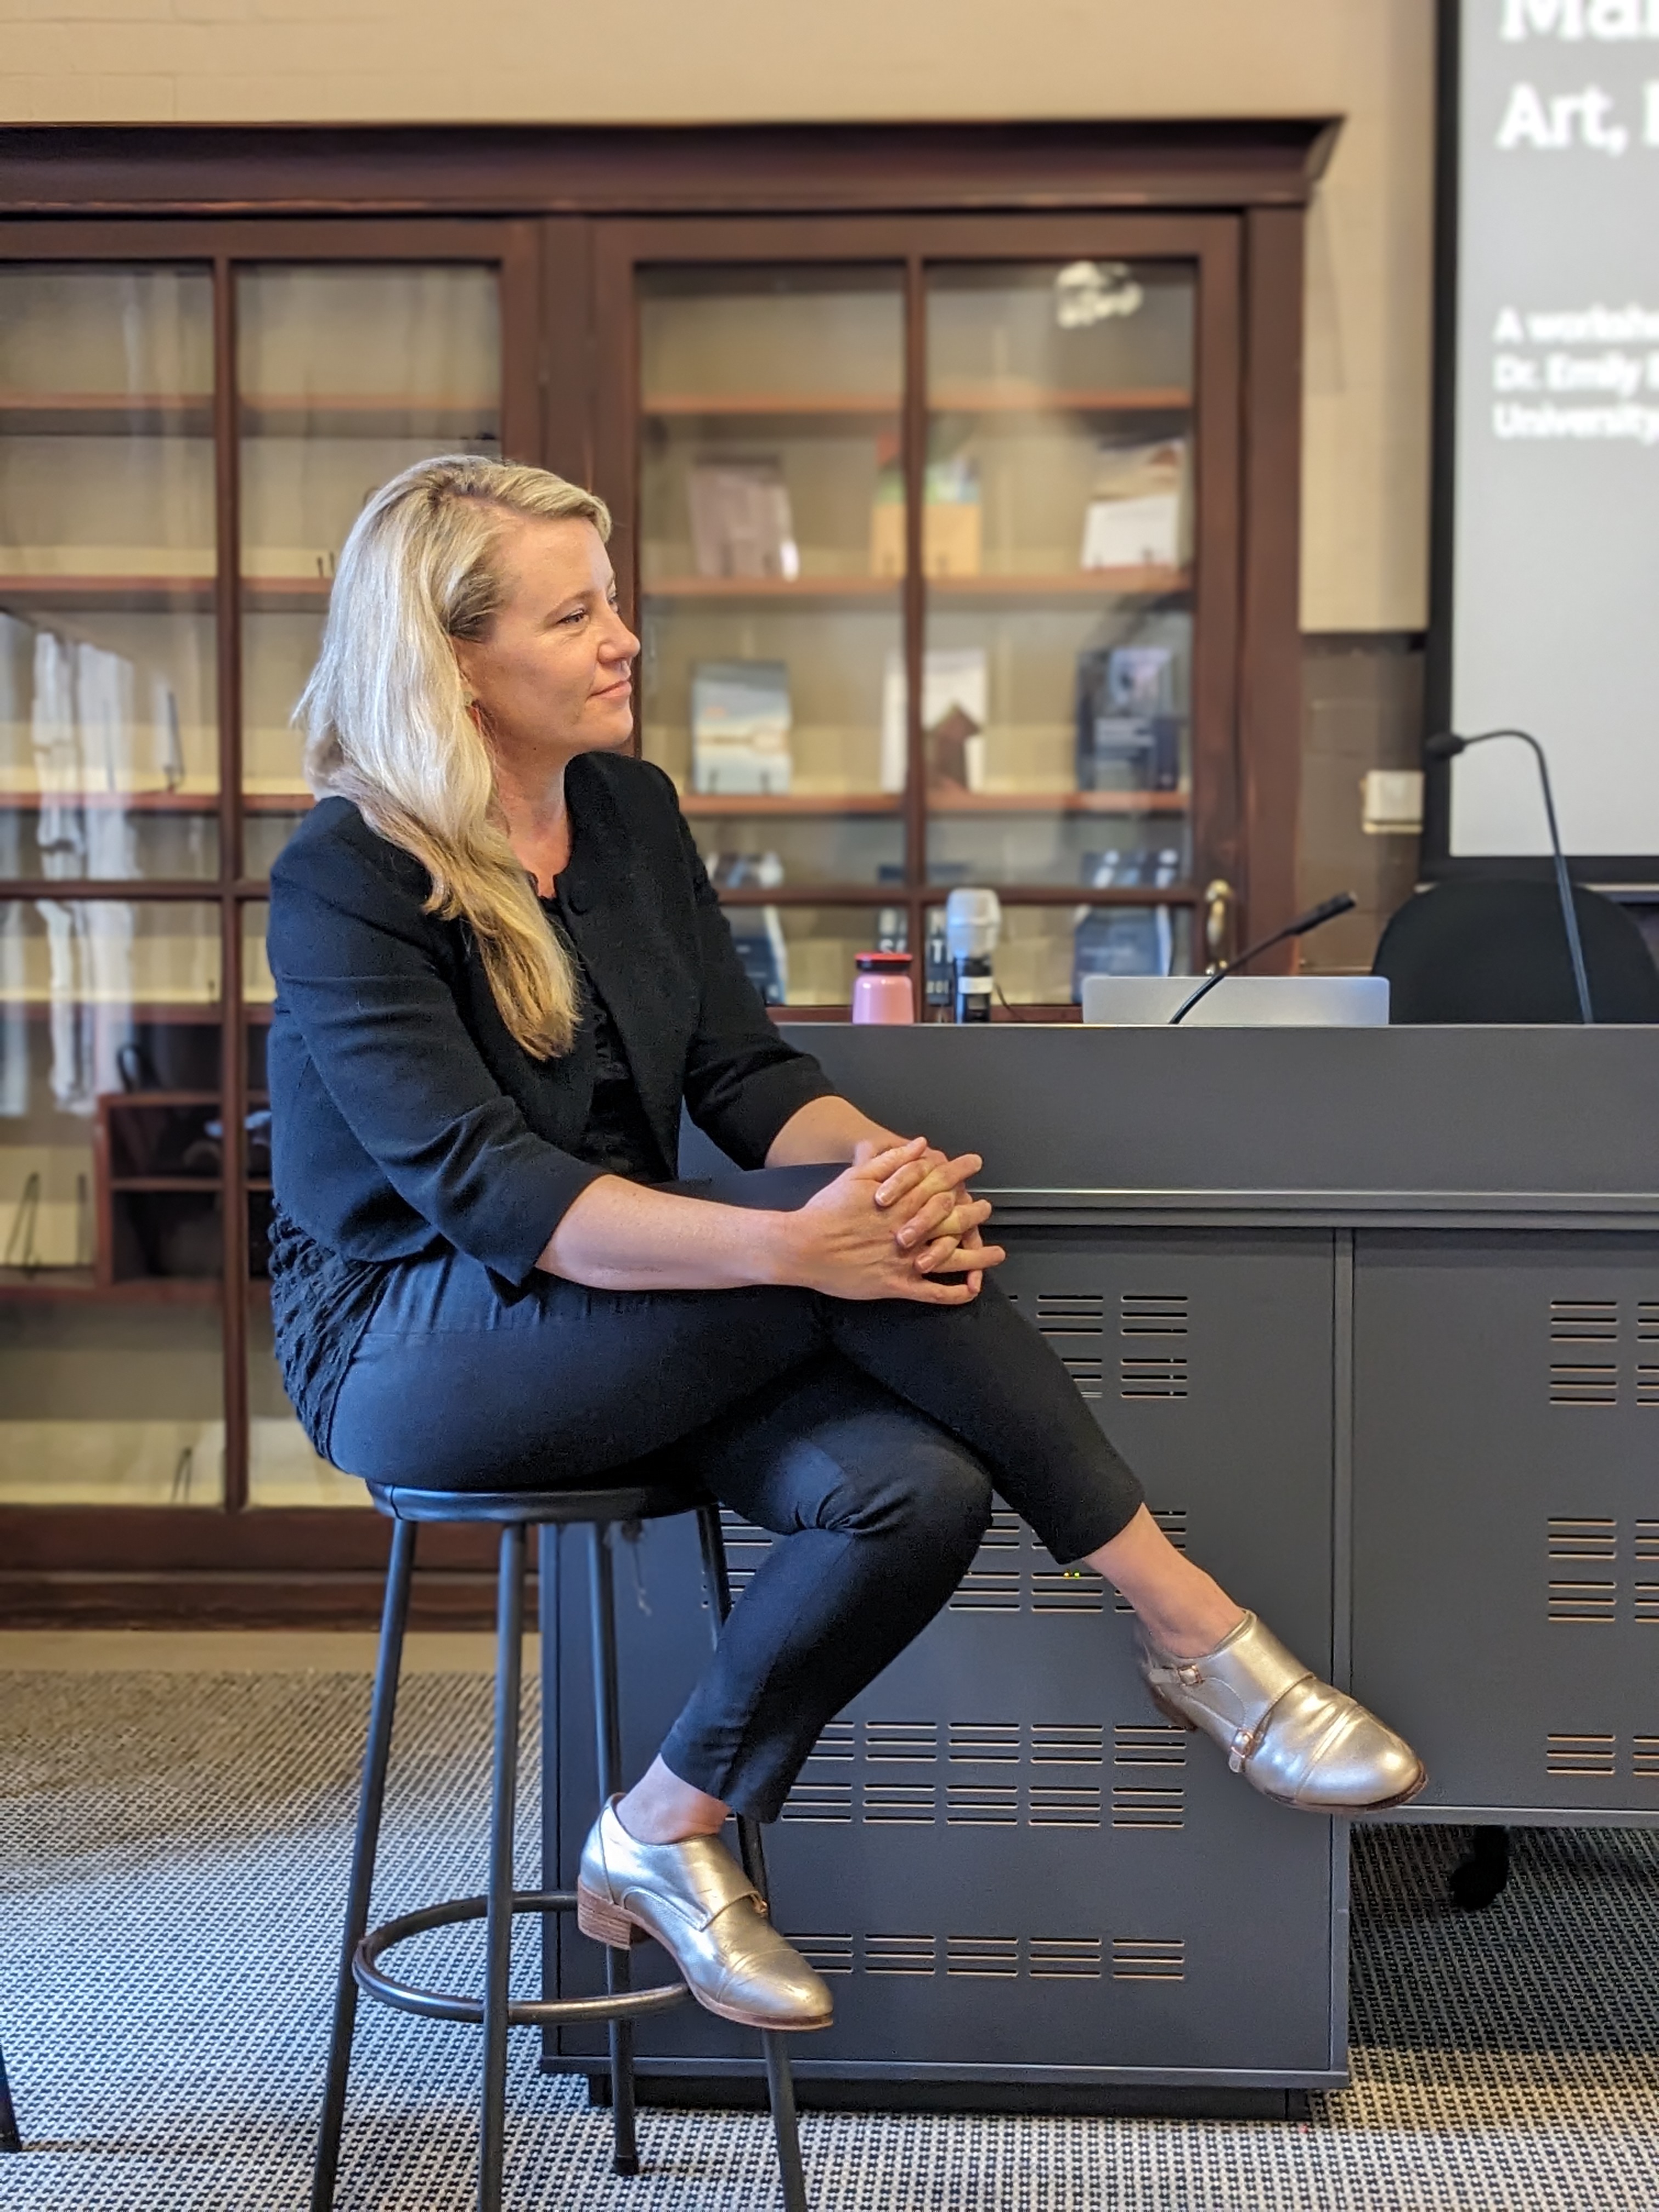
[1227,1723,1260,1774]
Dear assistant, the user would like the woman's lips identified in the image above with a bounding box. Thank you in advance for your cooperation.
[592,678,633,702]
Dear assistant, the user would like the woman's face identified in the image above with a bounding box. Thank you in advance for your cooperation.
[453,515,639,769]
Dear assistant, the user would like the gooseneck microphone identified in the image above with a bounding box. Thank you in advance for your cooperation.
[1167,892,1357,1026]
[1423,728,1592,1025]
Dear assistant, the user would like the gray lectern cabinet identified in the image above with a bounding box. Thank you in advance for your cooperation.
[540,1025,1659,2109]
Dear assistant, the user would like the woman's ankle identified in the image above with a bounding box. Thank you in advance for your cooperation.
[615,1759,730,1846]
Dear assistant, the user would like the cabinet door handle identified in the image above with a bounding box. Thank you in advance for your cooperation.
[1203,878,1237,969]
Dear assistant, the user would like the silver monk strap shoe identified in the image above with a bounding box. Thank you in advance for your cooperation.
[1137,1611,1426,1813]
[576,1798,833,2033]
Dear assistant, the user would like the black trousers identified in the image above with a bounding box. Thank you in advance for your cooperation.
[330,1169,1145,1820]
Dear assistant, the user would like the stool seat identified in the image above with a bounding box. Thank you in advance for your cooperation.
[365,1477,699,1526]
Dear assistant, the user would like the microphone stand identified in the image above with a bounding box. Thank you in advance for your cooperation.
[1425,727,1593,1025]
[1167,893,1357,1026]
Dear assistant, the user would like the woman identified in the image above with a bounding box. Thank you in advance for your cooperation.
[268,455,1424,2040]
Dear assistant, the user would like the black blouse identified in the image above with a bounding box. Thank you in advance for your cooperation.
[264,753,835,1456]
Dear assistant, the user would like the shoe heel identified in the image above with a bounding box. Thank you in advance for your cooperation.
[1146,1683,1199,1733]
[577,1882,644,1950]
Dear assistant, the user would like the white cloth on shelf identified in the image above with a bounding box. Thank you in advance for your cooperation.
[0,613,27,1118]
[30,630,137,1114]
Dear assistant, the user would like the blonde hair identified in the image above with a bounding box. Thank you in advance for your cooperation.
[297,454,613,1059]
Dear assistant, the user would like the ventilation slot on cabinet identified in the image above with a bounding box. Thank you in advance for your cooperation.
[1114,1724,1189,1768]
[864,1721,938,1763]
[949,1720,1021,1764]
[1029,1784,1103,1827]
[1030,1937,1103,1980]
[808,1722,856,1763]
[1639,1366,1659,1407]
[1550,1299,1620,1341]
[865,1933,936,1976]
[1037,1294,1105,1400]
[948,1509,1022,1612]
[718,1510,775,1596]
[1637,1521,1659,1559]
[1111,1937,1185,1983]
[780,1780,853,1822]
[1546,1732,1616,1776]
[946,1935,1019,1978]
[1634,1584,1659,1624]
[1032,1722,1105,1766]
[946,1782,1019,1825]
[1548,1364,1618,1407]
[1637,1301,1659,1340]
[788,1933,854,1976]
[1548,1517,1617,1559]
[862,1782,936,1824]
[1111,1783,1186,1831]
[1031,1567,1104,1614]
[1121,1354,1189,1401]
[1121,1293,1190,1337]
[1548,1581,1617,1623]
[1634,1737,1659,1778]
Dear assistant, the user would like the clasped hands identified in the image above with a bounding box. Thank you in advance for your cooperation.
[783,1133,1005,1307]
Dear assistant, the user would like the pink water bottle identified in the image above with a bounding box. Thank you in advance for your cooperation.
[850,950,916,1024]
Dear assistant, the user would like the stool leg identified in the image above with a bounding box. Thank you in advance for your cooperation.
[312,1515,417,2212]
[589,1522,640,2178]
[480,1521,527,2212]
[696,1502,810,2212]
[0,2036,21,2153]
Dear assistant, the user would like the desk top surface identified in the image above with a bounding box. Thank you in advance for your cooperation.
[768,1025,1659,1226]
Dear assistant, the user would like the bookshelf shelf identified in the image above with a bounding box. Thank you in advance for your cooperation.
[0,789,311,815]
[643,575,899,603]
[930,383,1192,414]
[679,792,900,816]
[642,571,1186,602]
[0,1267,221,1305]
[0,574,341,612]
[0,392,498,439]
[930,569,1190,600]
[928,789,1190,815]
[644,392,899,419]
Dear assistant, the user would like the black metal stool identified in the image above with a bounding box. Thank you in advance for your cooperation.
[311,1480,809,2212]
[0,2036,20,2153]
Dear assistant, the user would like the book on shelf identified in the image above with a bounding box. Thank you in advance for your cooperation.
[870,455,983,579]
[687,458,800,580]
[690,660,793,797]
[1071,845,1182,997]
[881,646,988,794]
[725,906,791,1006]
[1075,645,1182,793]
[1079,436,1187,571]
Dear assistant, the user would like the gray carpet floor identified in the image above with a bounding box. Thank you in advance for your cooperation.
[3,1667,1657,2210]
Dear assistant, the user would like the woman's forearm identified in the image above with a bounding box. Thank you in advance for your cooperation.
[537,1175,793,1291]
[764,1093,899,1167]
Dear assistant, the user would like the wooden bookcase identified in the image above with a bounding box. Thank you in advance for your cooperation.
[0,119,1333,1622]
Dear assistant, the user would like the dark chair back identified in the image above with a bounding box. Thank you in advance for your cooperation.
[1373,879,1659,1024]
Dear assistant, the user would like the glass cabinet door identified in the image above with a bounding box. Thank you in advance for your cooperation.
[0,266,220,883]
[623,243,1217,1007]
[238,263,503,878]
[0,896,225,1503]
[636,266,906,1005]
[924,260,1196,992]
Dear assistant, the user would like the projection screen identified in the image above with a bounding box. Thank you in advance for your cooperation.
[1436,0,1659,871]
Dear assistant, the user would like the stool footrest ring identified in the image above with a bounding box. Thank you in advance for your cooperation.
[353,1889,690,2028]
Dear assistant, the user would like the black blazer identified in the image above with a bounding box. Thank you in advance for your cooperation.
[266,752,835,1286]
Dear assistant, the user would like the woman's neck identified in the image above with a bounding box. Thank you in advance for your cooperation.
[494,752,573,898]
